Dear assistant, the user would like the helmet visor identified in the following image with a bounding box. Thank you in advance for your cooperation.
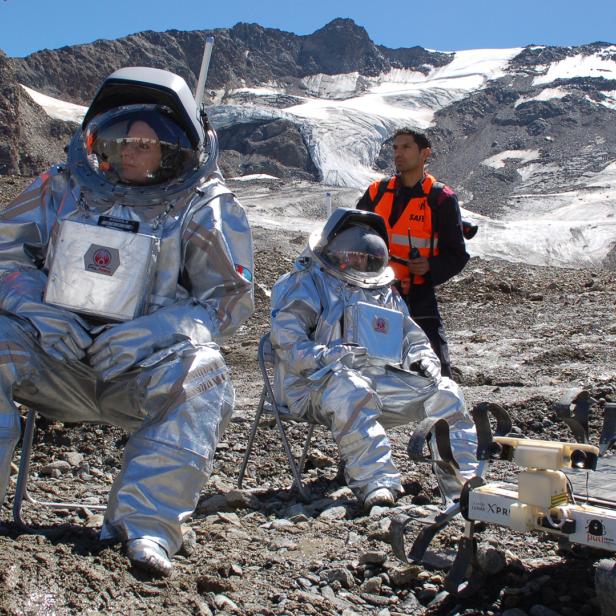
[83,104,199,186]
[321,225,389,279]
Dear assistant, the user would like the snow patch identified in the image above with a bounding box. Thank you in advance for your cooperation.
[514,87,568,107]
[208,104,286,129]
[229,173,280,181]
[467,213,616,268]
[481,150,541,169]
[373,67,432,84]
[301,73,363,99]
[533,47,616,85]
[515,162,560,184]
[231,86,282,97]
[20,85,87,123]
[598,90,616,111]
[468,160,616,267]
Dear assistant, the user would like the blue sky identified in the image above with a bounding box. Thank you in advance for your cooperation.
[1,0,615,57]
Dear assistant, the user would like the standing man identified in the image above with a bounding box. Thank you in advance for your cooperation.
[357,128,469,378]
[0,67,254,577]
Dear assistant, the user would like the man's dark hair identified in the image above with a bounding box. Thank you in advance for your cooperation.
[393,127,431,150]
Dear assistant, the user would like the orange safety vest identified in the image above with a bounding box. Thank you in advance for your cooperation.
[369,173,440,286]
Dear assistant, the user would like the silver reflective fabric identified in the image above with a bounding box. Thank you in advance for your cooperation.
[0,163,254,556]
[45,220,159,321]
[344,302,403,365]
[271,240,477,500]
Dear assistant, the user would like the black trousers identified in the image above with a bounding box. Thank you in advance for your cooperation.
[414,317,452,378]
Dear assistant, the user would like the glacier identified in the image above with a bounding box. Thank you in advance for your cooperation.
[19,45,616,269]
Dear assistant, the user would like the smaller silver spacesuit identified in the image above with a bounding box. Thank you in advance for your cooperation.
[0,67,254,576]
[271,208,477,508]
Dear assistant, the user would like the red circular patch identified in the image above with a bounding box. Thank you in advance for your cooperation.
[93,249,112,266]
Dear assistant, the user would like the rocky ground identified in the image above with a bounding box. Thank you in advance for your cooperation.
[0,175,615,615]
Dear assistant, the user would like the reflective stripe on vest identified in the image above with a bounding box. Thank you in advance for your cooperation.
[391,235,437,250]
[370,174,439,285]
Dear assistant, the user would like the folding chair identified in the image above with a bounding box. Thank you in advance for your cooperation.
[238,333,317,500]
[12,408,106,531]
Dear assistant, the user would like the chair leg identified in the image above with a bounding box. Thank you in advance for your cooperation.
[12,409,36,530]
[298,424,315,476]
[273,411,310,501]
[237,387,267,489]
[12,409,106,531]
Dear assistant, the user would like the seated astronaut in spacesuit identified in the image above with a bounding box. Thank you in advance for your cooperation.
[0,67,254,576]
[270,208,477,509]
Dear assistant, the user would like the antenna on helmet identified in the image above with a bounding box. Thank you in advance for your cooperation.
[195,36,214,119]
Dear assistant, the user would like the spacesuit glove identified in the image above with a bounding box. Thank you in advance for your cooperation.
[320,344,368,370]
[418,358,441,382]
[21,301,92,362]
[0,270,93,362]
[87,305,211,381]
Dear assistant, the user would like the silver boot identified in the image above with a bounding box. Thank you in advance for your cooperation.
[125,538,173,577]
[363,487,395,510]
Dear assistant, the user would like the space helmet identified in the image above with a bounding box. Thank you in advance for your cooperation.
[309,208,394,289]
[68,67,219,203]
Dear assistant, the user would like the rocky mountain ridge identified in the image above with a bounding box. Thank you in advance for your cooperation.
[9,19,450,103]
[0,19,450,177]
[1,19,615,269]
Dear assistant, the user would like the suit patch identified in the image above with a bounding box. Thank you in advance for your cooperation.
[235,264,253,282]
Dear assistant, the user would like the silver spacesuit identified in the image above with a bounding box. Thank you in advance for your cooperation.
[0,67,254,575]
[271,208,476,507]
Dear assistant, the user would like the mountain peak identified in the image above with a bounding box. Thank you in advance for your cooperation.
[300,18,385,76]
[314,18,366,35]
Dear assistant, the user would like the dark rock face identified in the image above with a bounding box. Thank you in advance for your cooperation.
[218,119,319,181]
[510,45,572,68]
[297,19,389,76]
[0,51,73,175]
[0,51,20,174]
[604,244,616,270]
[11,31,203,104]
[515,100,565,123]
[511,42,615,69]
[380,44,452,74]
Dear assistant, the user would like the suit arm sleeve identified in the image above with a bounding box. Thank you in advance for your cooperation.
[181,191,254,341]
[270,271,328,376]
[356,188,375,212]
[0,170,64,310]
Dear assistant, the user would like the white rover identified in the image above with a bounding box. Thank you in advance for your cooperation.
[391,390,616,595]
